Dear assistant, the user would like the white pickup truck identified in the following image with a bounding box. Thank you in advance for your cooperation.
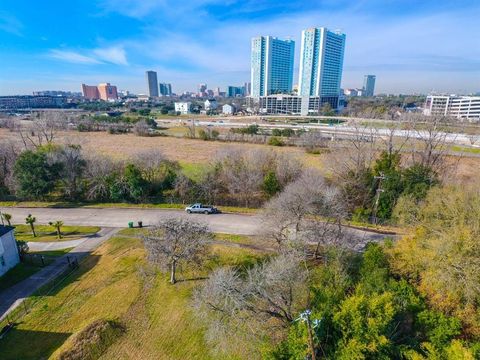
[185,203,220,215]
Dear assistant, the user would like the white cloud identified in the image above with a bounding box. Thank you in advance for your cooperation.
[93,46,128,65]
[0,11,23,36]
[48,46,128,66]
[48,50,102,64]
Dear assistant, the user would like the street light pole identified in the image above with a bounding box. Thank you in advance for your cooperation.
[373,172,386,225]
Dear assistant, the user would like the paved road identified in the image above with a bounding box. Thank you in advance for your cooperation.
[2,206,389,242]
[0,227,119,321]
[3,207,261,235]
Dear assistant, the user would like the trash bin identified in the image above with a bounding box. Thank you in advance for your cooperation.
[138,221,143,228]
[128,221,134,228]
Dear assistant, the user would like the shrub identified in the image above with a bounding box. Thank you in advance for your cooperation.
[268,136,284,147]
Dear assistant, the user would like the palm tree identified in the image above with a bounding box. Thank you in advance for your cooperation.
[2,213,12,226]
[25,214,37,237]
[49,221,64,239]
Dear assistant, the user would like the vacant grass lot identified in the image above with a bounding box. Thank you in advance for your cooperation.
[0,232,266,360]
[13,224,100,242]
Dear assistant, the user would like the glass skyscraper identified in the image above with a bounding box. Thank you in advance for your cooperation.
[298,28,346,108]
[363,75,376,97]
[251,36,295,97]
[145,71,159,97]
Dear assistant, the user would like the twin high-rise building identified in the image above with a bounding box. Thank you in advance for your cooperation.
[298,28,346,107]
[250,27,346,110]
[250,36,295,97]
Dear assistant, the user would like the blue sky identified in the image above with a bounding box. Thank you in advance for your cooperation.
[0,0,479,95]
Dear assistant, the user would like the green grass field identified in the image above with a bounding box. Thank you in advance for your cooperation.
[0,233,265,360]
[13,224,100,242]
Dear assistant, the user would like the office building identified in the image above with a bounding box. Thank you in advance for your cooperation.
[298,27,346,109]
[146,71,159,97]
[97,83,118,101]
[251,36,295,97]
[82,83,118,101]
[0,95,67,109]
[227,86,244,97]
[363,75,376,97]
[159,83,172,96]
[247,94,339,115]
[424,95,480,121]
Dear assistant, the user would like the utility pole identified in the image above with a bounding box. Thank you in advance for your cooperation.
[372,172,386,225]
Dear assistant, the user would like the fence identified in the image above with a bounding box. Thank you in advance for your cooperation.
[0,256,80,340]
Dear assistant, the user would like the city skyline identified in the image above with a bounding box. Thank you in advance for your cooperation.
[0,0,479,95]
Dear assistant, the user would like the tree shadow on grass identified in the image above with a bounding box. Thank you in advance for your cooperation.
[0,328,72,360]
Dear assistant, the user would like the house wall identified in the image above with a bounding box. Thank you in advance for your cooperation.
[0,230,20,277]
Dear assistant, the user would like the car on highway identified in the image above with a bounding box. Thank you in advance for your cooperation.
[185,203,221,214]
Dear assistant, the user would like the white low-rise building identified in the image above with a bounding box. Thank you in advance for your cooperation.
[174,102,192,115]
[0,226,20,277]
[204,99,218,111]
[424,95,480,121]
[222,104,236,115]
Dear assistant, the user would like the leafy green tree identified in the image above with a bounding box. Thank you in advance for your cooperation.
[124,164,148,202]
[14,150,62,200]
[262,171,281,197]
[333,292,396,359]
[417,310,461,349]
[402,163,437,200]
[373,151,403,220]
[25,214,37,237]
[358,243,390,294]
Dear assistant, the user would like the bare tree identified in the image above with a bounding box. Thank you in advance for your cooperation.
[326,123,378,213]
[132,120,150,136]
[404,114,455,175]
[193,251,308,355]
[57,144,86,200]
[0,140,19,196]
[298,130,330,152]
[262,170,347,256]
[143,218,213,284]
[17,111,68,148]
[84,155,119,201]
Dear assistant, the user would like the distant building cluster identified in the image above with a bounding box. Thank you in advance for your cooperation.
[424,95,480,121]
[145,70,173,98]
[344,75,376,97]
[0,95,68,109]
[82,83,118,101]
[33,90,82,97]
[249,27,346,114]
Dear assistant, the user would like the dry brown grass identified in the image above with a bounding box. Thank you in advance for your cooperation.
[1,128,479,184]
